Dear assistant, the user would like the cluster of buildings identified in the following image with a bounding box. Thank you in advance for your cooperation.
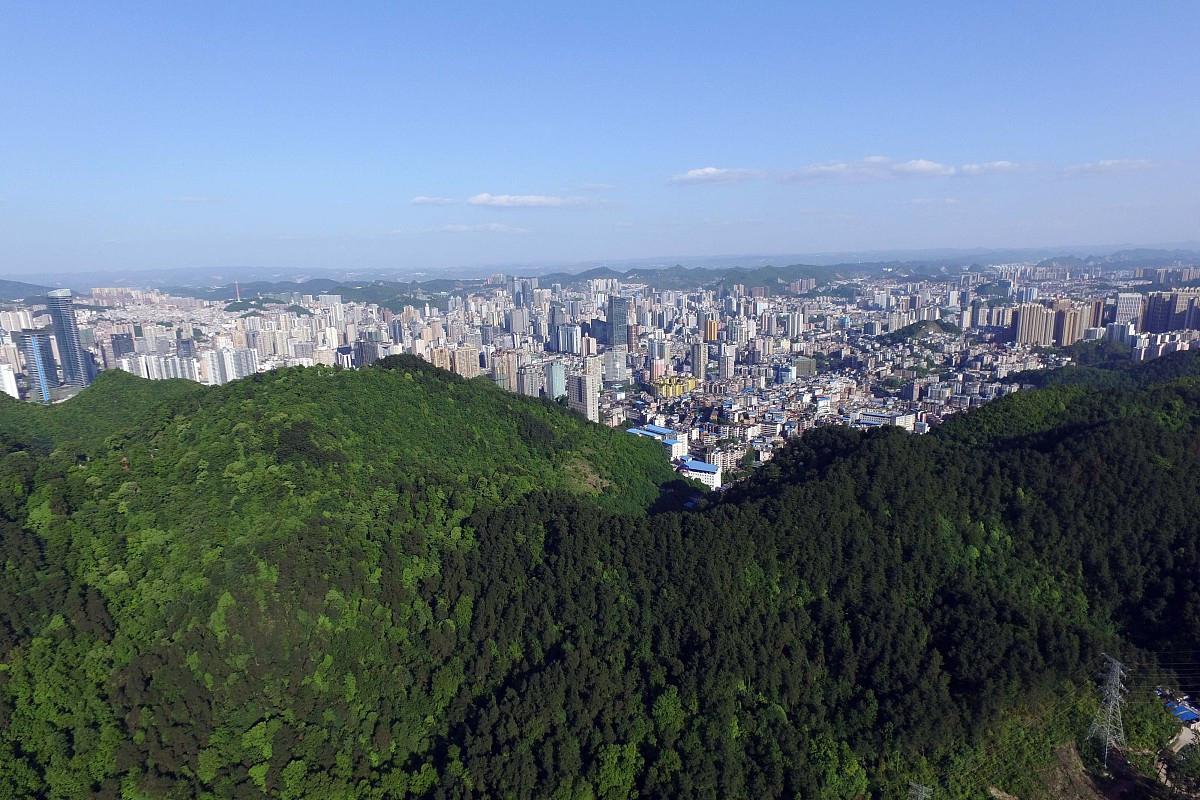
[2,259,1198,488]
[0,290,95,403]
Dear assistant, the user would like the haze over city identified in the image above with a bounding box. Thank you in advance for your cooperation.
[3,2,1199,278]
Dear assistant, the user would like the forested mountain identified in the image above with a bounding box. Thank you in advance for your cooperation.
[0,279,53,301]
[2,355,1198,798]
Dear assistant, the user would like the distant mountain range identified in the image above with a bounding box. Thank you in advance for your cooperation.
[168,265,843,307]
[158,248,1200,309]
[0,279,52,302]
[167,277,478,312]
[1036,248,1200,269]
[6,244,1199,292]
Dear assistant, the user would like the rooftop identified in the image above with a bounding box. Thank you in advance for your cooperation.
[679,458,719,474]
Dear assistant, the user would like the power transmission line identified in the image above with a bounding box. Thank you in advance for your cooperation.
[1088,654,1127,770]
[938,658,1195,795]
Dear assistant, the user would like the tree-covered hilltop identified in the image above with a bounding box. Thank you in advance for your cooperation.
[1,356,1198,798]
[879,318,962,344]
[0,356,678,514]
[0,369,206,452]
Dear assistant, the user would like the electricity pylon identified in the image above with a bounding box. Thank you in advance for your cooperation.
[907,782,933,800]
[1088,654,1127,769]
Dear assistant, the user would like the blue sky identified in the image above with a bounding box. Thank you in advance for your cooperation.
[2,1,1198,276]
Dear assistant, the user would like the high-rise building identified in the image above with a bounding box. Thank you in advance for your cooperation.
[18,329,58,403]
[567,372,600,423]
[704,318,720,343]
[1013,304,1055,346]
[781,311,803,338]
[117,354,199,382]
[451,345,480,378]
[607,296,630,348]
[233,347,260,377]
[509,276,538,308]
[334,346,355,369]
[602,348,630,383]
[544,361,566,400]
[1052,301,1088,347]
[0,363,18,399]
[491,350,521,392]
[506,307,531,335]
[45,289,91,387]
[110,332,135,358]
[690,342,707,379]
[583,355,602,384]
[1114,293,1144,328]
[200,347,260,383]
[718,343,737,379]
[516,364,544,397]
[0,309,34,333]
[1144,291,1200,333]
[548,303,568,329]
[646,338,667,362]
[557,324,582,355]
[427,346,452,371]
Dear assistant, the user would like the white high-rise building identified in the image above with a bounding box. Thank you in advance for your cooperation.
[1114,293,1144,328]
[0,363,18,399]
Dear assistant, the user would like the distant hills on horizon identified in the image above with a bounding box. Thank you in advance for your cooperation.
[4,243,1199,295]
[0,279,54,302]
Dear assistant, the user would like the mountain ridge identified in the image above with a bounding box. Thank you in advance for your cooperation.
[1,354,1196,798]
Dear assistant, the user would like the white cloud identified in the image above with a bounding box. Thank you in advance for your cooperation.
[1063,159,1154,175]
[784,157,906,181]
[960,160,1021,175]
[411,195,457,205]
[467,192,584,207]
[438,222,529,234]
[892,159,957,176]
[784,156,1029,181]
[668,166,764,185]
[787,162,862,180]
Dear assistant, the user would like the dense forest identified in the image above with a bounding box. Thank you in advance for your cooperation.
[1,353,1198,798]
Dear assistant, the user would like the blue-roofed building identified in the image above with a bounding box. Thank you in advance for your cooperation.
[678,456,722,489]
[627,426,689,459]
[1167,700,1200,724]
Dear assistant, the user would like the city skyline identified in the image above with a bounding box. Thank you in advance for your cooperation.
[3,2,1199,274]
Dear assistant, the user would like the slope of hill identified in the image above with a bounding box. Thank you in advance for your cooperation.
[0,356,677,514]
[880,318,962,344]
[0,368,205,451]
[0,278,52,301]
[1,355,1197,798]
